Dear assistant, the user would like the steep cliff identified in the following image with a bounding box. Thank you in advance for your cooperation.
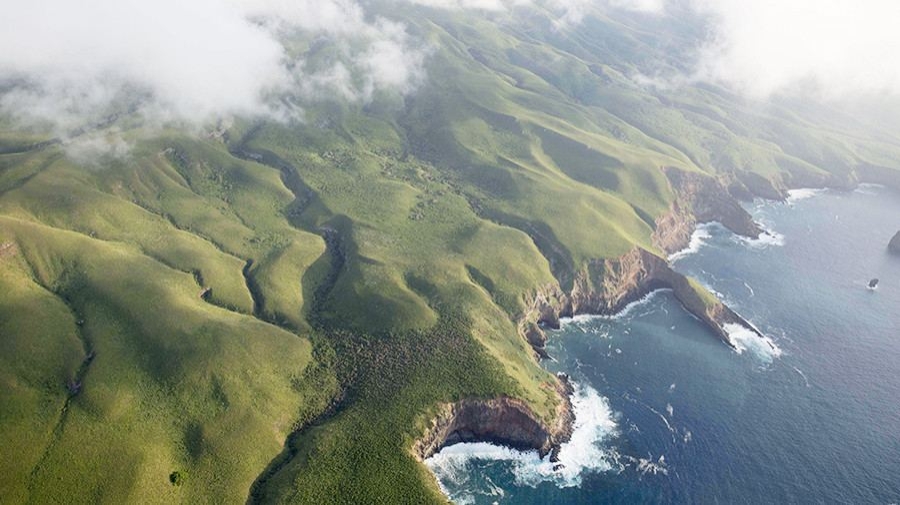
[516,170,770,357]
[653,168,763,256]
[521,247,758,352]
[856,163,900,192]
[413,375,575,461]
[734,171,789,201]
[890,231,900,255]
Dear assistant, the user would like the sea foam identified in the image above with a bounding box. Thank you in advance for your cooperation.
[786,188,825,203]
[424,383,621,501]
[632,454,668,476]
[854,183,884,195]
[737,225,785,249]
[668,223,715,262]
[559,289,671,330]
[723,323,783,362]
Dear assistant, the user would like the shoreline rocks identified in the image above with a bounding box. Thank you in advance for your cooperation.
[520,247,756,354]
[412,375,575,462]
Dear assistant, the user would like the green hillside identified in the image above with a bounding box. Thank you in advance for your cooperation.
[2,4,900,504]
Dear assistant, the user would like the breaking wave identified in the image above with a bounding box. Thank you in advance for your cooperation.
[723,323,783,363]
[736,225,785,249]
[786,188,825,203]
[424,383,621,502]
[854,183,884,195]
[669,223,715,262]
[628,454,669,476]
[560,289,671,330]
[670,220,785,260]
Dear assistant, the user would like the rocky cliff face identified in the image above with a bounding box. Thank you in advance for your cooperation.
[412,375,575,462]
[732,171,789,201]
[856,163,900,192]
[890,231,900,255]
[521,247,754,351]
[519,167,771,357]
[653,168,763,256]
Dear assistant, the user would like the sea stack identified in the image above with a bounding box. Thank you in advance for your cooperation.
[890,231,900,255]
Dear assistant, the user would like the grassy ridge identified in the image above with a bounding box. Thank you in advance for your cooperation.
[0,216,319,502]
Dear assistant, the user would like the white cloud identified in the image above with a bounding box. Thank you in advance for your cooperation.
[63,129,132,166]
[404,0,660,25]
[233,0,368,33]
[361,22,429,93]
[542,0,667,30]
[5,0,899,139]
[0,0,287,128]
[608,0,665,13]
[690,0,900,98]
[0,0,427,132]
[546,0,593,27]
[404,0,521,10]
[452,0,900,100]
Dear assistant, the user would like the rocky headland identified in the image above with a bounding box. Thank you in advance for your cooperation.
[654,167,763,256]
[413,374,575,461]
[519,167,768,354]
[415,167,771,463]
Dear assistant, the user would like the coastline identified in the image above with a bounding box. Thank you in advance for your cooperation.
[414,167,767,469]
[414,167,899,490]
[431,182,900,503]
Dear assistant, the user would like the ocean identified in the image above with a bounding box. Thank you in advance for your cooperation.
[426,184,900,504]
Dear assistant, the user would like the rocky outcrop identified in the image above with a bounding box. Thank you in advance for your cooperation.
[724,160,900,199]
[856,163,900,192]
[890,231,900,255]
[521,247,754,355]
[522,321,551,359]
[653,168,762,256]
[413,375,575,461]
[735,171,788,201]
[782,166,857,193]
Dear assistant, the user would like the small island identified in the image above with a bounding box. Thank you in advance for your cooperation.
[890,231,900,255]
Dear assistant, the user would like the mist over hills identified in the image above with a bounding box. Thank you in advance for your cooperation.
[2,1,899,502]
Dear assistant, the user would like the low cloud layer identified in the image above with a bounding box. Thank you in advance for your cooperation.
[2,0,898,136]
[1,0,284,128]
[408,0,900,99]
[690,0,900,98]
[405,0,523,10]
[547,0,664,27]
[0,0,427,131]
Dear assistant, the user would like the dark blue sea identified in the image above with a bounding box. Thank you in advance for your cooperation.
[427,185,900,504]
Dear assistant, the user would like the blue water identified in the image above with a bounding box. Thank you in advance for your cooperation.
[427,185,900,504]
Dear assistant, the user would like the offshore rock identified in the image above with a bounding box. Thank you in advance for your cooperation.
[856,163,900,191]
[890,231,900,255]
